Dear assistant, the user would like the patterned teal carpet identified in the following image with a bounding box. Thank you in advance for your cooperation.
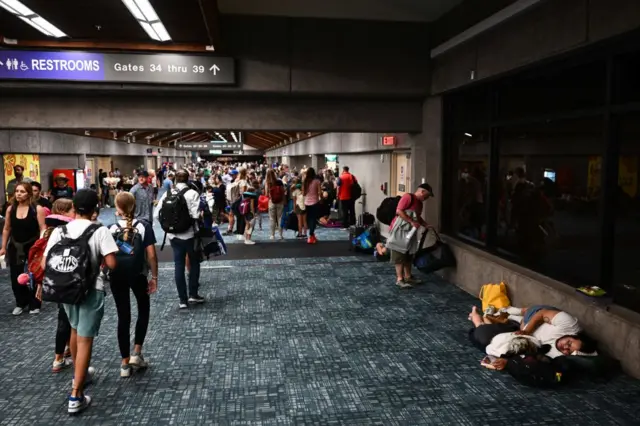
[1,256,640,425]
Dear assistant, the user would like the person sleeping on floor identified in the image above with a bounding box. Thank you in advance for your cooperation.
[468,305,598,370]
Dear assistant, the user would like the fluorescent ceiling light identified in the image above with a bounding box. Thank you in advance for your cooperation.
[151,22,170,42]
[464,133,473,137]
[139,21,159,41]
[122,0,145,21]
[121,0,171,42]
[1,0,67,38]
[0,0,33,16]
[32,16,66,38]
[18,16,52,36]
[231,132,238,142]
[135,0,159,21]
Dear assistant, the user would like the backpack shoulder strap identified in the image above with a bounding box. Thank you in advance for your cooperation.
[178,187,191,196]
[80,223,102,240]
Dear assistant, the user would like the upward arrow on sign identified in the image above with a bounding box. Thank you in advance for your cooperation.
[209,64,220,75]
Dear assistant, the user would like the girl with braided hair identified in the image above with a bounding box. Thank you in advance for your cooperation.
[109,192,158,378]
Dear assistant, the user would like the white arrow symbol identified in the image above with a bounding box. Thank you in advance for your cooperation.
[209,64,220,75]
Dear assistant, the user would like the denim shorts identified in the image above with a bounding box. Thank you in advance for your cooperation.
[523,304,557,325]
[63,290,105,338]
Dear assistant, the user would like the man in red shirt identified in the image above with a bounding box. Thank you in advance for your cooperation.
[391,183,433,289]
[337,166,356,228]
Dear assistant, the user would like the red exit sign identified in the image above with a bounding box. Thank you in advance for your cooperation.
[382,135,397,146]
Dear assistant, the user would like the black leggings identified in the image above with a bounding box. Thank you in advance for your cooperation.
[468,322,520,351]
[8,244,39,310]
[306,203,319,236]
[111,275,151,359]
[55,305,71,355]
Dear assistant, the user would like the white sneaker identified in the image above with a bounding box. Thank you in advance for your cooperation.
[179,303,188,310]
[12,306,25,316]
[72,366,96,387]
[129,352,149,368]
[68,394,92,415]
[29,308,40,315]
[120,364,132,378]
[270,235,275,240]
[244,239,256,245]
[52,357,73,373]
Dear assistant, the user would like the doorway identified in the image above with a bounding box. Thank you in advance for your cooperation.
[391,152,411,196]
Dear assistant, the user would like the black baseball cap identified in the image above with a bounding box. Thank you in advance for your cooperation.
[73,189,99,215]
[418,183,434,196]
[137,171,149,177]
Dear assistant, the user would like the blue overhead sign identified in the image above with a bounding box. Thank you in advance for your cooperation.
[0,49,235,85]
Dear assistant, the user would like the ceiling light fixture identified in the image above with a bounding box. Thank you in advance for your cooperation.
[121,0,171,42]
[230,132,238,142]
[214,132,227,142]
[0,0,67,38]
[464,132,473,137]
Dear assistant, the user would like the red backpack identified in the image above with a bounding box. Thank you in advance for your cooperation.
[269,182,285,204]
[258,195,269,212]
[27,237,49,285]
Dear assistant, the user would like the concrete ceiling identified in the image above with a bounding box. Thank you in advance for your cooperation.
[217,0,464,23]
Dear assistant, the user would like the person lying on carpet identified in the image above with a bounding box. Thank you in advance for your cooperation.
[468,306,541,370]
[501,305,598,358]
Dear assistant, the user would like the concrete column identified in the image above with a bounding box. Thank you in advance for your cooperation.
[409,96,443,228]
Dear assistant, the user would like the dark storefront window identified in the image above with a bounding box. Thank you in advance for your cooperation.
[496,117,603,287]
[450,129,490,243]
[613,113,640,310]
[443,40,640,313]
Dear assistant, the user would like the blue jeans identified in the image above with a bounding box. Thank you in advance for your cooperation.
[170,237,200,303]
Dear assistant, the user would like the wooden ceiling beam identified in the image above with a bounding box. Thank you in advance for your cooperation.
[0,34,212,53]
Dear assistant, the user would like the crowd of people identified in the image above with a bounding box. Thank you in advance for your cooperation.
[0,159,370,415]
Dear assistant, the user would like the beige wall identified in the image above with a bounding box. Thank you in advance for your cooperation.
[432,0,640,93]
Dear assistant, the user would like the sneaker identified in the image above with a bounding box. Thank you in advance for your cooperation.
[404,276,423,286]
[71,366,96,387]
[129,352,148,369]
[12,306,25,316]
[29,308,41,315]
[396,279,413,289]
[188,295,206,304]
[52,358,73,373]
[63,347,72,359]
[120,364,132,378]
[244,239,256,245]
[68,394,92,415]
[179,302,188,310]
[270,235,275,240]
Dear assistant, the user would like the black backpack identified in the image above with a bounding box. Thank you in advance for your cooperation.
[351,179,362,200]
[159,187,193,234]
[376,196,402,225]
[42,224,101,305]
[111,222,145,281]
[505,354,571,389]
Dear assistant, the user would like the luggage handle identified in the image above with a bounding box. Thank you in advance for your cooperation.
[418,227,443,250]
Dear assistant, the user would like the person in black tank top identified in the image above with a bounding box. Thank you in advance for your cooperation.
[0,182,46,315]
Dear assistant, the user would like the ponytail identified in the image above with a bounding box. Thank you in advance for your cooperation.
[123,212,134,241]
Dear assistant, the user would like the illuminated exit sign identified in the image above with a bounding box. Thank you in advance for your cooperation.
[382,135,397,146]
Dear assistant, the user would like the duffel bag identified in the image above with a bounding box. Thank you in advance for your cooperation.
[413,229,456,273]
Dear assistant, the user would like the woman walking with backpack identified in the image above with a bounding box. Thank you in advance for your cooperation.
[265,169,285,240]
[29,198,77,371]
[0,182,46,315]
[109,192,158,377]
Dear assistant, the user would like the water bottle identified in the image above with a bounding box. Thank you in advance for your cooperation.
[117,240,134,255]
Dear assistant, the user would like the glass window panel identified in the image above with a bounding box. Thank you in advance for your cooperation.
[496,116,604,287]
